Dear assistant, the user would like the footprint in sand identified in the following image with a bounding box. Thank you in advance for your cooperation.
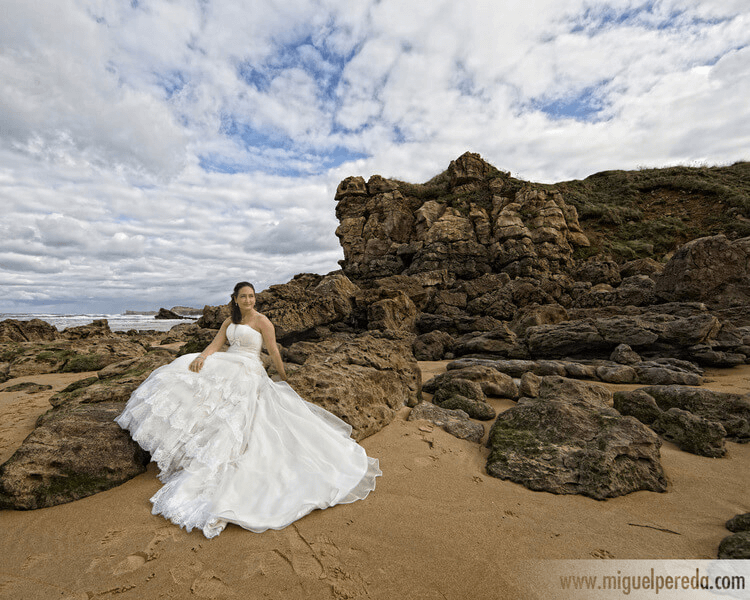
[170,560,204,585]
[190,571,233,598]
[20,552,51,571]
[145,525,179,560]
[112,552,148,575]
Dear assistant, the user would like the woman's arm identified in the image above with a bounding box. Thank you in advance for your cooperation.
[189,318,231,373]
[257,315,287,381]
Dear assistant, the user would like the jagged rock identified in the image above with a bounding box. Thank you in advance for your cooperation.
[438,395,496,420]
[0,381,53,394]
[362,289,417,332]
[620,257,664,278]
[535,360,567,376]
[4,337,149,379]
[633,365,702,386]
[176,328,220,357]
[519,372,541,398]
[424,365,517,398]
[448,358,537,378]
[453,326,529,359]
[448,151,493,186]
[613,389,663,425]
[688,346,747,367]
[651,408,727,457]
[0,401,150,510]
[0,319,58,343]
[573,257,621,286]
[408,402,484,443]
[562,362,599,379]
[526,320,608,358]
[596,364,638,383]
[335,153,588,283]
[159,322,200,345]
[718,532,750,559]
[286,332,421,439]
[610,344,641,365]
[257,272,360,342]
[655,235,750,308]
[196,304,231,329]
[0,351,173,510]
[639,385,750,442]
[526,314,721,359]
[537,376,613,408]
[155,308,185,320]
[431,378,495,420]
[413,331,454,361]
[486,396,667,499]
[726,513,750,533]
[61,319,112,340]
[47,349,176,408]
[509,303,568,337]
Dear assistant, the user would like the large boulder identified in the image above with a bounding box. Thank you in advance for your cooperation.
[0,349,175,509]
[286,332,421,440]
[486,393,667,499]
[525,314,721,359]
[3,336,149,379]
[430,378,496,420]
[639,385,750,442]
[655,235,750,308]
[257,271,360,342]
[0,319,58,343]
[425,364,518,398]
[651,408,727,458]
[0,402,150,510]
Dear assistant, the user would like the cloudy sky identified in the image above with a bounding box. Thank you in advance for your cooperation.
[1,0,748,314]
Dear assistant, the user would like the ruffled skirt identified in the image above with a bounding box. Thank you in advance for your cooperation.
[115,350,381,538]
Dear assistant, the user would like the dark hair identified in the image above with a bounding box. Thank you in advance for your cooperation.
[230,281,255,324]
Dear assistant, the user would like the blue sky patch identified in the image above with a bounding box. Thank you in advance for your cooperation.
[532,84,610,122]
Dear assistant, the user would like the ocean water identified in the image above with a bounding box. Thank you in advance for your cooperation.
[0,313,198,333]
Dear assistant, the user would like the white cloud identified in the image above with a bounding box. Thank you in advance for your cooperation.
[0,0,749,312]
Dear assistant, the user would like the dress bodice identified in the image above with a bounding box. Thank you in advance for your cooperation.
[226,323,263,358]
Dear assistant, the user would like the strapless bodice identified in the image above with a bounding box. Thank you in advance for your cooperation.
[225,323,263,358]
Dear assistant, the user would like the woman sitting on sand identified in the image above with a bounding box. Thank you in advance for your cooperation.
[115,281,381,539]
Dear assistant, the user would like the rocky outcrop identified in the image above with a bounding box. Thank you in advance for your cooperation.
[727,513,750,533]
[655,235,750,308]
[485,377,667,499]
[445,355,703,387]
[0,319,58,343]
[614,385,750,457]
[286,332,421,440]
[155,307,186,320]
[335,152,590,284]
[257,272,360,343]
[430,378,495,420]
[423,364,518,398]
[718,532,750,559]
[1,333,150,380]
[0,349,175,509]
[0,401,150,510]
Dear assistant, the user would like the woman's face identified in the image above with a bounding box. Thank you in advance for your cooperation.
[235,286,256,312]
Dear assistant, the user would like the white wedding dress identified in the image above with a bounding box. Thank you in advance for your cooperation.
[115,323,381,538]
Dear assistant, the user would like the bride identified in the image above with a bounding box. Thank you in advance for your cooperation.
[115,282,381,538]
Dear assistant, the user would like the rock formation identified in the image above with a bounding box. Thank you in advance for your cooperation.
[3,151,749,508]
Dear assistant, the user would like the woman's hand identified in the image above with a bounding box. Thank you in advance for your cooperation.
[189,355,206,373]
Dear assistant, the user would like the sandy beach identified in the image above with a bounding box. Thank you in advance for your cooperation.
[0,363,748,599]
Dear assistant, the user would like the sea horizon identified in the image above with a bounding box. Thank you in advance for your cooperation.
[0,311,199,333]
